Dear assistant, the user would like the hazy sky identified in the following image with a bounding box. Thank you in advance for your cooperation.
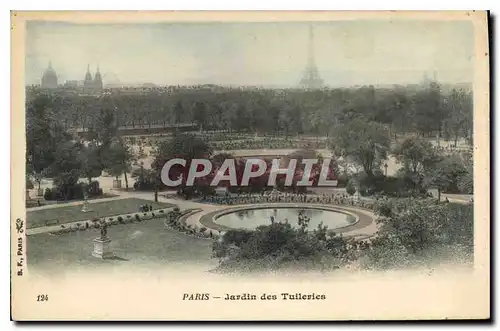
[25,20,474,87]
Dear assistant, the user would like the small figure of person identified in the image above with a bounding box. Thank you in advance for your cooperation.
[444,197,450,203]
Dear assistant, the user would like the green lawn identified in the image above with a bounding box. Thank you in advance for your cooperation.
[27,217,214,273]
[27,198,175,229]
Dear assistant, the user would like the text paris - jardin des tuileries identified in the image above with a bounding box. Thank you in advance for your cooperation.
[183,293,327,301]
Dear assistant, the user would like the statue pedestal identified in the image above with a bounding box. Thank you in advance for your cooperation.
[82,201,92,213]
[92,237,113,259]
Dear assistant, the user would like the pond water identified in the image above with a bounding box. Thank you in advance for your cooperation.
[215,207,356,231]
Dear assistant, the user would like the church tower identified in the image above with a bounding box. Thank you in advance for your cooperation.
[83,64,103,94]
[84,64,93,92]
[94,64,103,91]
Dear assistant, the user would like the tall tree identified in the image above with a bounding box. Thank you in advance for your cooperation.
[426,155,469,201]
[443,89,473,146]
[47,141,83,200]
[105,138,136,190]
[193,101,207,131]
[330,118,390,177]
[26,94,71,177]
[412,82,449,142]
[393,137,439,191]
[173,100,183,125]
[152,133,213,196]
[79,142,103,184]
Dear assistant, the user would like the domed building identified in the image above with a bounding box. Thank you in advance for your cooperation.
[41,61,58,89]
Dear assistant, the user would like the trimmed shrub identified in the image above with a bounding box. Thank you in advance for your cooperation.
[336,173,349,188]
[43,188,53,200]
[346,179,357,196]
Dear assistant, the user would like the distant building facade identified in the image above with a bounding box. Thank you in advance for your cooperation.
[41,61,58,89]
[83,65,103,95]
[63,80,79,88]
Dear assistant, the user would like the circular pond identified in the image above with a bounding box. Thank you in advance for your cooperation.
[214,207,357,231]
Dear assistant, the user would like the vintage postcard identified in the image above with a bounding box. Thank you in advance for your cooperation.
[11,11,490,321]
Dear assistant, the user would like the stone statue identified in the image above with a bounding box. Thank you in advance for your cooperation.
[81,190,92,212]
[92,220,112,259]
[99,221,108,240]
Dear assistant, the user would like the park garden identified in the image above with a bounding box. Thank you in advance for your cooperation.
[25,82,474,273]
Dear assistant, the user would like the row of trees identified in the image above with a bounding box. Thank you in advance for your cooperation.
[26,94,136,200]
[147,126,472,200]
[329,117,473,198]
[26,84,473,201]
[27,82,473,142]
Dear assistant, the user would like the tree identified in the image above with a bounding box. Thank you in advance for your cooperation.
[457,151,473,194]
[443,89,473,146]
[426,155,468,201]
[26,94,72,179]
[79,143,103,185]
[193,101,207,131]
[412,82,449,142]
[330,118,390,177]
[105,138,136,189]
[393,137,439,191]
[47,141,83,200]
[152,133,213,197]
[173,100,184,125]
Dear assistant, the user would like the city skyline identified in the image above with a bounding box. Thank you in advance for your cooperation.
[26,20,474,87]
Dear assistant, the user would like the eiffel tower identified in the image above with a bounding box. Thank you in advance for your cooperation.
[299,25,324,89]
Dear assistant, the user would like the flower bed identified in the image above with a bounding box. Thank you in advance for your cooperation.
[164,208,219,240]
[49,208,172,235]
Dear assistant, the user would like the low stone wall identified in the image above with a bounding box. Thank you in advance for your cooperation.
[198,203,375,235]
